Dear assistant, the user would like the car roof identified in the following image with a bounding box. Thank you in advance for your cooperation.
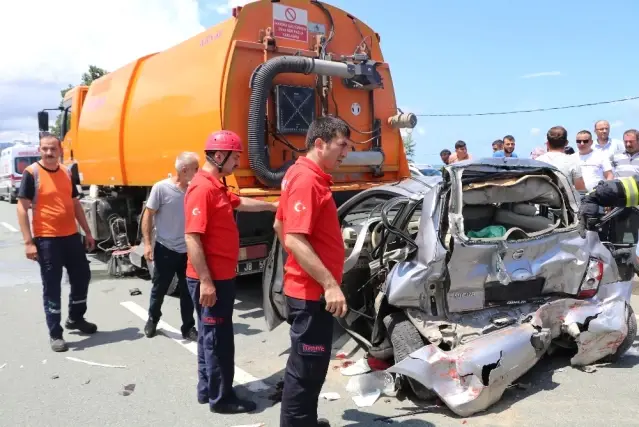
[446,156,560,171]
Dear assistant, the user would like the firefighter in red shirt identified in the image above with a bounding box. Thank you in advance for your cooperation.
[273,116,351,427]
[184,130,277,414]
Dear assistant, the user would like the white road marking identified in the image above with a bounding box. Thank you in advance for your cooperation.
[120,301,271,392]
[1,222,18,232]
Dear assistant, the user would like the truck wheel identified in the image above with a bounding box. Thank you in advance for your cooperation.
[383,311,437,401]
[601,303,637,363]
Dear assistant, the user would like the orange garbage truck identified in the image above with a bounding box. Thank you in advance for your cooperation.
[36,0,416,278]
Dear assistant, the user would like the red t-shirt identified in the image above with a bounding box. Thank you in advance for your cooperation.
[184,170,241,281]
[276,157,345,301]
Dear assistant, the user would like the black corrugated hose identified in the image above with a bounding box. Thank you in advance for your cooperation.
[247,56,315,188]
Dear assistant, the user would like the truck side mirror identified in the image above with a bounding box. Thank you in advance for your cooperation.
[38,111,49,131]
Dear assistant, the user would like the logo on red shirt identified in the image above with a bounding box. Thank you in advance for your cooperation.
[293,201,306,213]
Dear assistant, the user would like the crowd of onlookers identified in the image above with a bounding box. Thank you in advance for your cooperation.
[438,120,639,191]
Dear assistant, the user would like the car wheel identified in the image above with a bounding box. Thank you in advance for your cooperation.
[383,311,437,401]
[9,192,17,204]
[601,303,637,363]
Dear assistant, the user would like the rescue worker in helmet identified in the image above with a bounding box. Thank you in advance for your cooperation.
[184,130,278,414]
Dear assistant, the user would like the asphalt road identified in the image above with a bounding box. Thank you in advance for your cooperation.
[1,200,639,427]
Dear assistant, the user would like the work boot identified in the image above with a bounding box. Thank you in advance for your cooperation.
[182,326,197,342]
[50,337,68,352]
[211,397,257,414]
[144,319,158,338]
[65,318,98,334]
[317,419,331,427]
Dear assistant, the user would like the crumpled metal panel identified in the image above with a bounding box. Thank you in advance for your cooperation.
[388,281,632,417]
[385,187,448,312]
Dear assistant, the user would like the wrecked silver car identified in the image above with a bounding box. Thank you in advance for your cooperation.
[262,158,637,417]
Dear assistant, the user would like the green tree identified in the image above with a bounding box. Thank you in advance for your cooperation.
[49,65,108,137]
[402,131,416,162]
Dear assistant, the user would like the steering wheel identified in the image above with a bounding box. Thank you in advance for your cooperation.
[371,221,385,249]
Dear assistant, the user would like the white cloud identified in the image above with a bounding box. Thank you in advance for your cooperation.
[209,0,256,15]
[0,0,204,140]
[610,120,624,128]
[530,127,541,136]
[520,71,562,79]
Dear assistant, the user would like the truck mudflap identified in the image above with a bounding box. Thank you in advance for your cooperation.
[387,281,635,417]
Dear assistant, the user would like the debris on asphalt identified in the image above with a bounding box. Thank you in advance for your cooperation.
[20,365,23,368]
[51,375,59,380]
[42,359,47,365]
[0,363,6,370]
[346,371,396,407]
[83,379,91,385]
[340,357,371,376]
[335,351,347,360]
[578,365,598,373]
[119,383,136,396]
[320,392,341,401]
[66,356,126,369]
[374,407,436,423]
[129,288,142,296]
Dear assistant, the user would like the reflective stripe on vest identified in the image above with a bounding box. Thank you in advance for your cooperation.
[31,162,73,208]
[619,176,639,207]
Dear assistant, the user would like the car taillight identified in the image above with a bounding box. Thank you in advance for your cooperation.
[238,244,268,261]
[578,258,604,298]
[10,174,20,182]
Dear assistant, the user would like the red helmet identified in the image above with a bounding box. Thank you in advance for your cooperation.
[204,130,243,153]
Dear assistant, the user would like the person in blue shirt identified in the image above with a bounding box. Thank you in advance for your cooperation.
[493,135,518,158]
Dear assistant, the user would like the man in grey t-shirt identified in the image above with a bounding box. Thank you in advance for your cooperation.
[142,152,200,340]
[536,126,586,191]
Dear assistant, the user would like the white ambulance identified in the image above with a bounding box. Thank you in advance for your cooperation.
[0,144,41,203]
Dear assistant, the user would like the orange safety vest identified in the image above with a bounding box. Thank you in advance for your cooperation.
[27,162,78,238]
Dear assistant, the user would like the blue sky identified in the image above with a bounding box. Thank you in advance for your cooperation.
[198,0,639,166]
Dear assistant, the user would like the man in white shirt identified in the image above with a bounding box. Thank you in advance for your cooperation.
[574,130,613,190]
[536,126,586,191]
[612,129,639,178]
[592,120,625,162]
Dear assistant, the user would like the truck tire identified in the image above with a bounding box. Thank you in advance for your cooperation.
[383,311,437,401]
[9,191,17,204]
[601,303,637,363]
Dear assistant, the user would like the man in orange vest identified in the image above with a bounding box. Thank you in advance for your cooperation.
[16,132,97,352]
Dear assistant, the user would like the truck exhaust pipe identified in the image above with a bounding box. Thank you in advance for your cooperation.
[248,56,356,188]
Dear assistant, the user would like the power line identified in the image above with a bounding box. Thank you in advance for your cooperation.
[415,95,639,117]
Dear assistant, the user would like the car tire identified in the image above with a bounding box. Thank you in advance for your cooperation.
[383,311,437,401]
[601,303,637,363]
[9,192,17,204]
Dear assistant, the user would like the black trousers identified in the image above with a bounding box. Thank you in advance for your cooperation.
[187,277,237,407]
[34,233,91,339]
[280,296,334,427]
[148,242,195,334]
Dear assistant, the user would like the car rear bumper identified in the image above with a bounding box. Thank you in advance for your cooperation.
[389,280,633,417]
